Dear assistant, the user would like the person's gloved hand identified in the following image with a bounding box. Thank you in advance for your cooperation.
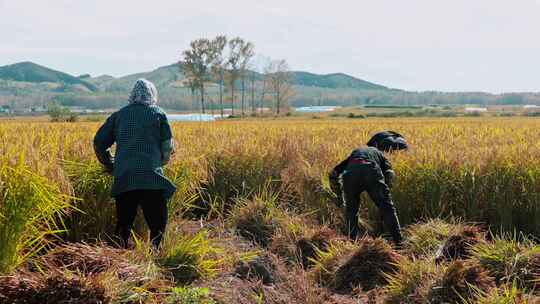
[334,193,344,208]
[384,169,395,188]
[328,170,343,208]
[104,164,114,175]
[104,156,114,175]
[329,170,340,191]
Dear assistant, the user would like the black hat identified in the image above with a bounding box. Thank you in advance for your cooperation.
[379,137,408,152]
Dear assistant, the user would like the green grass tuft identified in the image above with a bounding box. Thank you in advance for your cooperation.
[465,282,533,304]
[229,191,284,247]
[471,234,540,286]
[159,230,220,284]
[402,219,456,257]
[0,164,72,273]
[384,257,439,303]
[166,287,216,304]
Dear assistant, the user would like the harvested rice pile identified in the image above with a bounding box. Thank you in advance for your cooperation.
[40,243,131,275]
[269,225,340,269]
[229,198,282,247]
[332,237,401,293]
[211,268,358,304]
[234,253,281,284]
[297,227,338,269]
[427,261,495,303]
[525,252,540,290]
[0,272,109,304]
[436,225,485,262]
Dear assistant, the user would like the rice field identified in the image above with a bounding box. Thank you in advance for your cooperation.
[1,117,540,303]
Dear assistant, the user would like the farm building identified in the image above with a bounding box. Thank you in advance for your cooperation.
[464,107,488,113]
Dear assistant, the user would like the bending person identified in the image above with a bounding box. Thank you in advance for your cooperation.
[329,145,402,246]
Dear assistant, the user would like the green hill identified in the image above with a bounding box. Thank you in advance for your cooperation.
[99,64,183,92]
[292,71,388,90]
[0,62,97,91]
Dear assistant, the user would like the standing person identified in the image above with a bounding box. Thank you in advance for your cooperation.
[329,145,402,246]
[93,79,176,249]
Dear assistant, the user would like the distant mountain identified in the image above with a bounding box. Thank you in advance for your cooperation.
[2,61,539,111]
[85,75,116,90]
[292,71,388,90]
[0,61,409,111]
[86,63,388,93]
[90,64,183,92]
[0,61,389,94]
[0,62,97,91]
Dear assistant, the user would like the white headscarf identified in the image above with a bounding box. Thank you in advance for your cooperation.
[128,79,158,105]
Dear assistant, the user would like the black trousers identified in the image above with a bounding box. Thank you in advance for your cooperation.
[341,163,402,245]
[115,189,168,249]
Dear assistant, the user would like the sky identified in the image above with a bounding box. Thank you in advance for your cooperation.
[2,0,540,93]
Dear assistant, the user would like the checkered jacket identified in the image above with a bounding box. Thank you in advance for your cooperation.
[94,104,176,199]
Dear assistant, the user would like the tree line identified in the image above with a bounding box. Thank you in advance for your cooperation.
[4,84,540,114]
[180,36,294,116]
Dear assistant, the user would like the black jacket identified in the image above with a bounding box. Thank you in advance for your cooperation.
[332,146,392,176]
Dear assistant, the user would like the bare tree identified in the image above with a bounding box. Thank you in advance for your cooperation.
[181,38,220,114]
[239,41,255,116]
[208,94,216,115]
[259,75,268,115]
[185,77,199,111]
[210,36,228,117]
[266,59,294,115]
[253,55,271,115]
[226,37,254,117]
[248,64,257,114]
[226,38,243,116]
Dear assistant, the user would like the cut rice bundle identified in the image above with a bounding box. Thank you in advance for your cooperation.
[331,237,401,293]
